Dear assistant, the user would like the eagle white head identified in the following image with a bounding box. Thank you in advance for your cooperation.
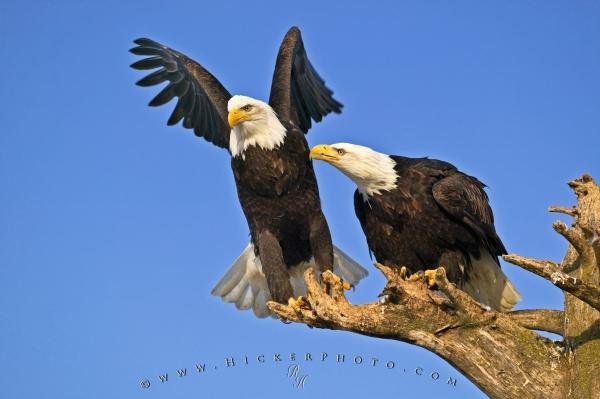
[310,143,398,198]
[227,95,287,158]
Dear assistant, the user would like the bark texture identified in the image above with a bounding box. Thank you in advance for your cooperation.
[268,174,600,399]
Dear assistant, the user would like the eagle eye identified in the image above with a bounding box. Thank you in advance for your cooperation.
[241,104,253,112]
[337,148,346,156]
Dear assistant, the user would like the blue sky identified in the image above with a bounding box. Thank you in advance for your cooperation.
[1,1,599,398]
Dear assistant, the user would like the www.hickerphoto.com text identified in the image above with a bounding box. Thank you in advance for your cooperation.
[139,351,460,390]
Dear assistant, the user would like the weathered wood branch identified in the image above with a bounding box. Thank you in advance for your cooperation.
[558,174,600,399]
[269,267,566,399]
[268,174,600,399]
[502,254,600,311]
[549,205,578,217]
[553,221,597,277]
[506,309,564,335]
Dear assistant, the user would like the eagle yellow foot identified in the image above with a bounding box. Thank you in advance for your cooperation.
[424,269,438,289]
[408,271,424,282]
[287,296,311,312]
[342,281,353,290]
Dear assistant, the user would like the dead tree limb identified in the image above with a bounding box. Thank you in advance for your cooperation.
[502,254,600,311]
[268,174,600,399]
[506,309,564,335]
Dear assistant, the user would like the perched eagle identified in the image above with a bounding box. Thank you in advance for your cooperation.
[130,27,367,318]
[310,143,520,311]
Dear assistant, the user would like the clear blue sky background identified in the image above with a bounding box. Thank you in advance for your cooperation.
[1,1,599,398]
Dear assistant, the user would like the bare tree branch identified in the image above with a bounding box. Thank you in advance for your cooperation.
[433,267,488,316]
[269,267,566,399]
[548,206,578,217]
[507,309,564,335]
[503,254,600,311]
[560,174,600,399]
[553,221,597,281]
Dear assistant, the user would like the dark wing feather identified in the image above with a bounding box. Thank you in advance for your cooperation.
[432,173,507,256]
[130,38,231,150]
[268,27,342,133]
[353,190,373,260]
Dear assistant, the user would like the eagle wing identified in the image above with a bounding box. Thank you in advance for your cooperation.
[353,189,368,234]
[353,189,375,259]
[130,38,232,150]
[268,27,342,133]
[431,172,507,256]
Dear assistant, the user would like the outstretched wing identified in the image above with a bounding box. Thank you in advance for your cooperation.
[130,38,231,150]
[432,172,507,256]
[268,27,342,133]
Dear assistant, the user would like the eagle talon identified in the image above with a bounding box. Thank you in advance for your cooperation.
[287,296,311,312]
[408,271,424,282]
[424,269,438,289]
[399,266,408,279]
[342,281,353,290]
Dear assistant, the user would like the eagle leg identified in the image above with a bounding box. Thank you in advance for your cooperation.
[257,229,294,304]
[309,215,334,274]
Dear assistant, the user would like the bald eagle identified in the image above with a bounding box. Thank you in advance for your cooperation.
[130,27,367,317]
[310,143,520,311]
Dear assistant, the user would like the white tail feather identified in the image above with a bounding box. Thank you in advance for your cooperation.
[333,245,369,284]
[211,243,368,318]
[460,249,522,312]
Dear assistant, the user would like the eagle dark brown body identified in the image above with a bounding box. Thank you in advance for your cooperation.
[232,123,333,302]
[302,144,519,310]
[354,156,506,286]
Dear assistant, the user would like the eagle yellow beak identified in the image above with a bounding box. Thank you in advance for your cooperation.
[228,108,249,128]
[310,144,340,162]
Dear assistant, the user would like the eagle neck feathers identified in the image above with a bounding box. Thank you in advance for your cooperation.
[352,154,398,201]
[229,110,287,159]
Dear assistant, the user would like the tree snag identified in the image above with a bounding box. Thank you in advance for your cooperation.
[268,174,600,399]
